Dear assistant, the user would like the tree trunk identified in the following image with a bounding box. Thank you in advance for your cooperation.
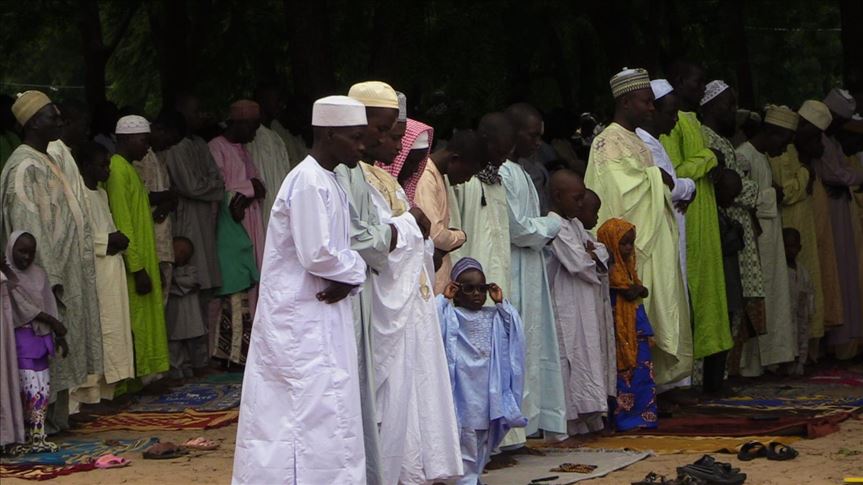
[283,0,337,100]
[148,0,191,108]
[78,0,140,107]
[839,0,863,88]
[719,0,754,107]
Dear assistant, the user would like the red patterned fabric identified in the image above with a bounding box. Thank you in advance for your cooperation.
[377,118,434,203]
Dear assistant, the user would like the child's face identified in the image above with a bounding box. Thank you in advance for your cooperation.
[784,233,801,261]
[12,234,36,271]
[618,228,636,261]
[577,192,601,230]
[172,239,193,267]
[553,180,586,220]
[88,151,111,183]
[454,269,488,311]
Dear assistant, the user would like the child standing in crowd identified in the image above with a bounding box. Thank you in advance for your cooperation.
[166,236,209,381]
[783,228,815,376]
[3,232,68,454]
[712,168,745,393]
[437,257,526,485]
[596,219,657,432]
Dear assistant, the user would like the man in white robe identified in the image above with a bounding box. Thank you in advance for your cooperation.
[248,83,293,229]
[232,96,369,485]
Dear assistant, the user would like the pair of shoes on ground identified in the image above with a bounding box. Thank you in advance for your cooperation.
[633,455,746,485]
[737,441,798,461]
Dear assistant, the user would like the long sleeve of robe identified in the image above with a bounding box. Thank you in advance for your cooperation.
[415,161,467,293]
[660,112,731,359]
[499,160,566,443]
[133,149,174,264]
[769,145,830,338]
[1,145,103,394]
[736,143,795,373]
[246,125,292,230]
[105,154,169,377]
[451,177,512,304]
[162,137,224,290]
[232,156,367,485]
[548,217,615,428]
[437,296,527,452]
[585,124,692,384]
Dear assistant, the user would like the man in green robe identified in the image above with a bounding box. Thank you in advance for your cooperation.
[660,63,733,367]
[1,91,103,433]
[104,115,169,378]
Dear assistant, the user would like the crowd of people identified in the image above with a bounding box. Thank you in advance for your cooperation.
[0,61,861,485]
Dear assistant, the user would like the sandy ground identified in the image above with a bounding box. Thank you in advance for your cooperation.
[3,415,861,484]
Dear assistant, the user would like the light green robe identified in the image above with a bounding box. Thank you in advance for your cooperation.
[0,144,103,393]
[451,177,512,304]
[736,143,795,373]
[500,160,566,442]
[335,163,388,485]
[105,154,169,377]
[586,123,692,384]
[661,113,732,358]
[769,145,827,337]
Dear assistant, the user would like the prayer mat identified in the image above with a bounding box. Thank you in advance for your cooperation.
[0,463,96,481]
[697,394,863,413]
[807,369,863,387]
[1,437,158,466]
[576,435,801,454]
[622,410,855,438]
[128,382,241,413]
[483,448,650,484]
[76,409,239,433]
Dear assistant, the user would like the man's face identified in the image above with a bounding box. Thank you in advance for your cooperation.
[233,118,260,144]
[331,126,366,168]
[448,153,482,186]
[654,94,680,136]
[486,133,515,167]
[257,89,284,121]
[119,133,151,161]
[361,108,398,162]
[767,128,794,157]
[61,110,90,146]
[626,89,656,127]
[514,114,543,159]
[86,149,111,183]
[29,104,63,142]
[379,120,406,166]
[712,90,738,135]
[176,96,204,134]
[795,120,824,159]
[678,66,706,107]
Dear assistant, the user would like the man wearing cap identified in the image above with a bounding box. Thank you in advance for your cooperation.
[249,83,293,231]
[340,81,460,485]
[1,91,103,434]
[701,81,767,382]
[661,62,733,375]
[105,115,170,379]
[232,95,369,485]
[817,88,863,359]
[586,68,692,390]
[735,106,798,375]
[499,102,567,448]
[769,100,835,359]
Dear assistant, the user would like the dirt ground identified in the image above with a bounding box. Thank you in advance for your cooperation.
[3,416,861,484]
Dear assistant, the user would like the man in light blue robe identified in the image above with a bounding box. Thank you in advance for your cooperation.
[499,103,566,446]
[437,257,526,485]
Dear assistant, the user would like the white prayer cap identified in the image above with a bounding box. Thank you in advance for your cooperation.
[115,115,150,135]
[348,81,400,109]
[411,130,429,150]
[700,80,730,106]
[823,88,856,120]
[396,91,407,122]
[798,100,832,131]
[650,79,673,101]
[609,67,650,98]
[311,95,368,127]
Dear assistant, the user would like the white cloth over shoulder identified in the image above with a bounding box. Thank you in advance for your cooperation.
[232,155,367,485]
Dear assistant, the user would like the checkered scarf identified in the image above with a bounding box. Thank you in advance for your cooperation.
[377,118,434,203]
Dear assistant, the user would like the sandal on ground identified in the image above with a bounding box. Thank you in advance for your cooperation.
[95,453,131,469]
[183,437,219,450]
[766,442,798,461]
[143,442,188,460]
[550,463,598,473]
[694,455,740,474]
[677,464,746,485]
[737,441,768,461]
[632,472,707,485]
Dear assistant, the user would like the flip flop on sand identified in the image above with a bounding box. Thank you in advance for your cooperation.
[183,437,220,451]
[737,441,768,461]
[766,442,798,461]
[143,442,188,460]
[94,454,131,469]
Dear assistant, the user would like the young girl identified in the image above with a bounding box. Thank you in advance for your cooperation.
[596,219,657,432]
[4,231,68,454]
[437,257,526,485]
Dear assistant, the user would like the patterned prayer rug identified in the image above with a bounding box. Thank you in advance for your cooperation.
[75,409,239,433]
[129,382,241,413]
[0,463,96,481]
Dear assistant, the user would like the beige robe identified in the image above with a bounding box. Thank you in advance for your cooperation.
[246,125,292,230]
[415,161,466,293]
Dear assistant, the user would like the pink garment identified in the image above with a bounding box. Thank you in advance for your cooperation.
[378,119,434,203]
[208,136,265,315]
